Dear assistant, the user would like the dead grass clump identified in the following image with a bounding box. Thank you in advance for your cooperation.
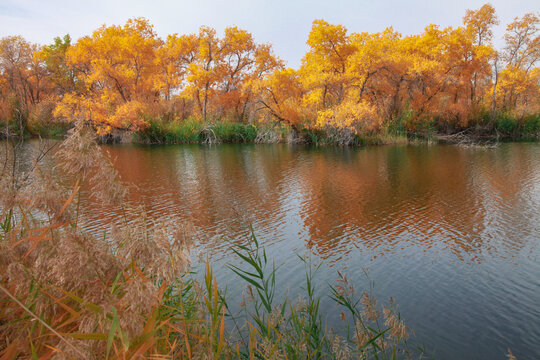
[0,120,198,359]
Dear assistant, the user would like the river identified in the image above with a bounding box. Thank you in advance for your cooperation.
[16,141,540,359]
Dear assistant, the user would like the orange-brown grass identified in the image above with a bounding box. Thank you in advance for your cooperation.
[0,122,214,359]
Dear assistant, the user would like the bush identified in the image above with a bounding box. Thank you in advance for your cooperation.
[210,122,258,142]
[135,117,203,143]
[135,118,261,144]
[495,115,518,135]
[166,118,204,142]
[522,114,540,136]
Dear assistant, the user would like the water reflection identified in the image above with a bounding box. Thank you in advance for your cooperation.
[89,143,539,266]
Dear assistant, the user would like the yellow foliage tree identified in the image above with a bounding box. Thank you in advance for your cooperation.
[497,13,539,113]
[254,68,305,134]
[57,18,162,132]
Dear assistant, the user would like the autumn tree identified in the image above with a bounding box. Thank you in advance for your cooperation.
[51,20,282,131]
[0,36,48,130]
[184,26,281,122]
[463,3,499,105]
[38,35,75,96]
[216,27,282,122]
[349,29,411,123]
[497,13,539,113]
[301,20,355,111]
[254,68,305,135]
[183,26,222,122]
[154,33,199,119]
[1,4,538,138]
[406,25,485,127]
[56,18,162,132]
[0,37,46,107]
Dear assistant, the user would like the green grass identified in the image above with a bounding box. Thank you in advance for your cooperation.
[18,111,539,145]
[211,122,258,143]
[493,113,540,139]
[215,229,421,359]
[134,117,204,143]
[134,118,260,144]
[28,120,70,138]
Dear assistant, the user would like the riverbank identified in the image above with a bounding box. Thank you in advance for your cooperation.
[5,113,539,147]
[133,113,540,146]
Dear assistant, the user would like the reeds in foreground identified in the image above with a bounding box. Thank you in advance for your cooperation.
[1,122,423,359]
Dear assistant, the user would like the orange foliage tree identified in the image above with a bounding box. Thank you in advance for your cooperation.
[0,36,49,129]
[253,68,305,134]
[184,26,282,122]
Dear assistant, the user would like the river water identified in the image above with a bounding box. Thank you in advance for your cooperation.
[18,141,540,359]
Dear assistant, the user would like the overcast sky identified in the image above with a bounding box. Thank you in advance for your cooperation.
[0,0,538,68]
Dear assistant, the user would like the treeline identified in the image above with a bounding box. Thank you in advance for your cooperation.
[0,4,539,143]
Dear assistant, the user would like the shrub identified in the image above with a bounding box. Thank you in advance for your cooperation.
[495,115,518,135]
[522,114,540,136]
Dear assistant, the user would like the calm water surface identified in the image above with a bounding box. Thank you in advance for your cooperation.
[24,142,540,359]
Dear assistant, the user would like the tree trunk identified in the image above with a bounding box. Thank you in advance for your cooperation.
[489,56,499,129]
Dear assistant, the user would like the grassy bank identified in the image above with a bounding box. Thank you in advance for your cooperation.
[4,112,539,146]
[130,113,540,146]
[133,117,262,144]
[0,124,420,359]
[0,119,69,140]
